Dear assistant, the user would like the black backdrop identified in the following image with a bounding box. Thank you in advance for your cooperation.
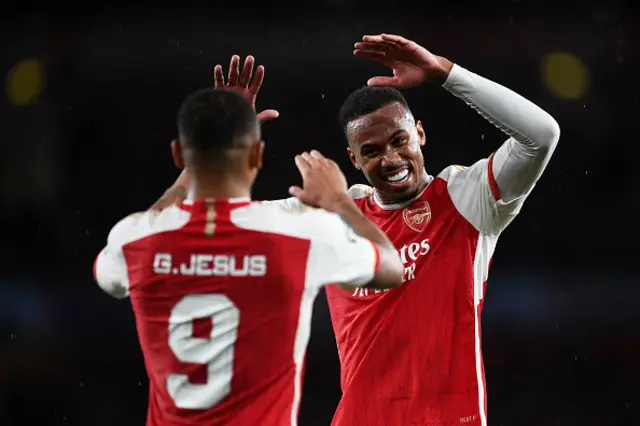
[1,1,638,425]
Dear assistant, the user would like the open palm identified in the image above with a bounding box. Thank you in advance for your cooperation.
[354,34,450,88]
[213,55,279,124]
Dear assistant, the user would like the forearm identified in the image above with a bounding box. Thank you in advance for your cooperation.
[442,64,561,201]
[332,195,402,289]
[149,169,188,210]
[333,195,395,252]
[443,64,560,148]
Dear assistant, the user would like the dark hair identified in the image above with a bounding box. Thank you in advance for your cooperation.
[177,88,257,157]
[338,86,411,132]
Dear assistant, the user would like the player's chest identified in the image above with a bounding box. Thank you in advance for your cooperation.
[360,192,476,292]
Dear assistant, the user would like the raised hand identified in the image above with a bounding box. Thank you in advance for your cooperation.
[289,150,350,212]
[353,34,453,88]
[149,170,189,211]
[214,55,279,124]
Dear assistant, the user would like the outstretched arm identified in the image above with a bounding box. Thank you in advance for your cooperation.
[442,64,560,203]
[355,34,560,233]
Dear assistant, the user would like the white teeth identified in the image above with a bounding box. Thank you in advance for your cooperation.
[386,169,409,183]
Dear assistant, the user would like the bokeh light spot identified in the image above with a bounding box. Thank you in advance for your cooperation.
[541,52,589,100]
[6,58,45,106]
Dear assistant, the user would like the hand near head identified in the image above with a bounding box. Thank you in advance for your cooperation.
[149,169,189,211]
[289,150,351,213]
[353,34,453,88]
[214,55,279,124]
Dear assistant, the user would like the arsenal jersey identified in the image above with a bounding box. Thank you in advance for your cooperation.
[324,156,528,426]
[93,198,379,426]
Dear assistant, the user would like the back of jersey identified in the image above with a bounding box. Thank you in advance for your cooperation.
[93,198,380,426]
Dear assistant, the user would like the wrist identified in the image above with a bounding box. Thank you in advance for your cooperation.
[327,192,356,215]
[426,56,454,85]
[170,184,187,200]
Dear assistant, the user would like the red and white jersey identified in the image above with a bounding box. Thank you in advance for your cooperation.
[272,64,560,425]
[93,197,379,426]
[325,160,514,426]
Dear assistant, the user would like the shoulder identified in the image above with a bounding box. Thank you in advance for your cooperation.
[260,197,308,213]
[106,206,190,248]
[348,184,374,200]
[262,186,372,212]
[232,202,349,244]
[436,163,476,182]
[436,159,491,191]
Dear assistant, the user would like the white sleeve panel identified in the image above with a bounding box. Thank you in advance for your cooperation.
[262,185,370,212]
[93,210,166,298]
[93,213,142,299]
[443,156,525,236]
[303,211,380,289]
[232,204,379,289]
[94,245,129,299]
[443,64,560,204]
[261,197,308,212]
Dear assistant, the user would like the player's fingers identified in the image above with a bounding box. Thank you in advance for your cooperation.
[238,55,254,88]
[367,75,400,88]
[362,34,386,43]
[294,154,311,175]
[300,151,319,168]
[213,65,225,88]
[257,109,279,124]
[249,65,265,95]
[228,55,240,85]
[288,187,317,207]
[380,33,409,45]
[288,185,303,198]
[354,50,388,62]
[310,150,331,168]
[309,150,325,160]
[354,42,389,52]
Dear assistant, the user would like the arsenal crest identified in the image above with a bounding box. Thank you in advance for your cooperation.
[403,201,431,232]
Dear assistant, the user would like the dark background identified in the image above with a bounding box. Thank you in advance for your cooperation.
[1,1,639,425]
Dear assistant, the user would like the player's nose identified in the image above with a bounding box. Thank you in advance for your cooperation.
[380,148,403,167]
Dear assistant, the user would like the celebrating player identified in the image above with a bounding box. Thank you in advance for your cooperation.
[275,34,560,425]
[93,88,403,426]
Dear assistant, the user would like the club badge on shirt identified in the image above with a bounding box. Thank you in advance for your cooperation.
[402,201,432,232]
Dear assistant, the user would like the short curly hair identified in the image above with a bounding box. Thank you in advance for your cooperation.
[338,86,411,133]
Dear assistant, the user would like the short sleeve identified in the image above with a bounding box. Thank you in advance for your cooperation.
[303,211,380,289]
[443,153,527,236]
[261,197,307,212]
[93,214,140,299]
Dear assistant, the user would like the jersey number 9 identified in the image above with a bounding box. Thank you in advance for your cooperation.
[167,294,240,410]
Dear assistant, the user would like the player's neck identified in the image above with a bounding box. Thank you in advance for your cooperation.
[188,174,252,201]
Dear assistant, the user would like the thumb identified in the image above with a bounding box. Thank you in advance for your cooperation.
[288,186,303,198]
[367,76,398,87]
[257,109,280,124]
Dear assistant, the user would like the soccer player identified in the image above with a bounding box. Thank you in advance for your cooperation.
[276,34,560,425]
[93,88,404,426]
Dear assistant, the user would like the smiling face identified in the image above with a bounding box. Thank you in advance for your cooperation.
[346,102,428,204]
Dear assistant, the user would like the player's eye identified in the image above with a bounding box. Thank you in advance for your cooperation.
[392,137,407,146]
[361,149,379,158]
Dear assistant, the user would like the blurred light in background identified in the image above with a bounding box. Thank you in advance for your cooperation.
[541,52,589,100]
[5,58,45,106]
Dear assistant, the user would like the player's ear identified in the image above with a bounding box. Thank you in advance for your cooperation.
[416,120,426,147]
[171,139,185,169]
[249,140,265,170]
[347,147,360,170]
